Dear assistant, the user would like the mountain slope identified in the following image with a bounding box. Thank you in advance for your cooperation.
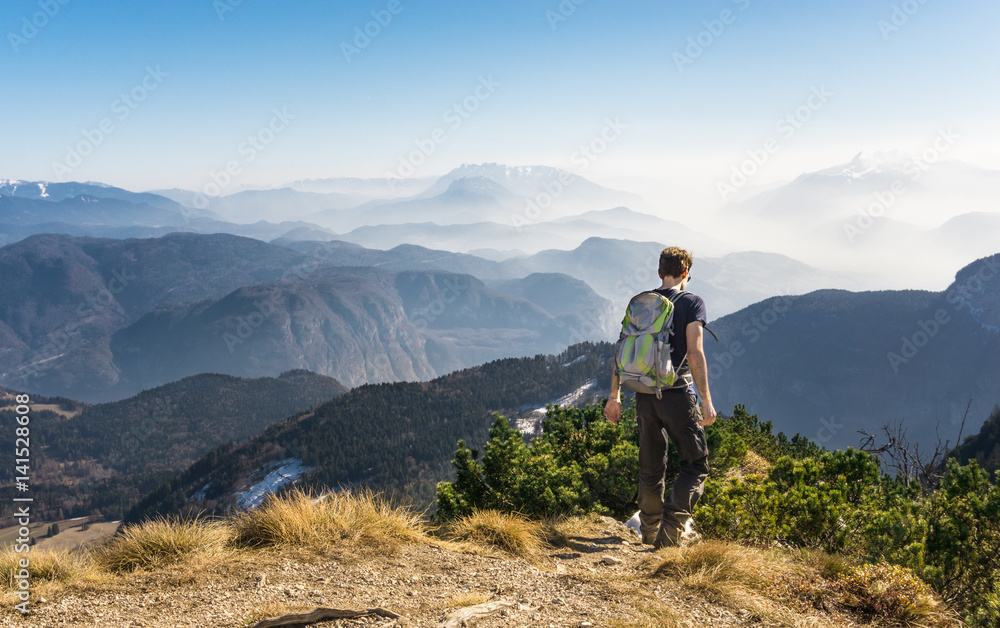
[109,267,606,395]
[0,233,312,398]
[950,405,1000,476]
[705,253,1000,449]
[110,267,438,394]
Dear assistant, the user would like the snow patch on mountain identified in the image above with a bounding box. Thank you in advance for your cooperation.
[233,459,311,510]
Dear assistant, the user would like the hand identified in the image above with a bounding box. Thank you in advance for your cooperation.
[604,398,621,424]
[698,399,717,427]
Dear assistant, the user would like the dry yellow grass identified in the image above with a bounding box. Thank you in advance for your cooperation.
[0,547,106,610]
[229,488,424,552]
[447,510,544,558]
[0,547,97,587]
[95,516,230,573]
[650,540,805,623]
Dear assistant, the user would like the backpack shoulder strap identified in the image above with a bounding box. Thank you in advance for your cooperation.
[666,289,689,303]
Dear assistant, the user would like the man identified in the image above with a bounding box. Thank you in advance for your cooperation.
[604,246,717,548]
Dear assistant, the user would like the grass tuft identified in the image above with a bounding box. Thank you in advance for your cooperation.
[229,487,424,551]
[0,547,95,587]
[447,510,544,558]
[651,540,789,619]
[96,516,229,573]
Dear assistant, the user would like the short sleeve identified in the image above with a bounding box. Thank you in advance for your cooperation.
[688,294,708,326]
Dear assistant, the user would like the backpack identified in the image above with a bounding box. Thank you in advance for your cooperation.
[615,290,692,398]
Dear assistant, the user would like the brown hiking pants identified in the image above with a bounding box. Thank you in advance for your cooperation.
[636,390,710,545]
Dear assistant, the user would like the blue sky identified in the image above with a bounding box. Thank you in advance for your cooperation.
[2,0,998,194]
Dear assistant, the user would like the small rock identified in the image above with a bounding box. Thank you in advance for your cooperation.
[581,622,594,627]
[601,555,623,566]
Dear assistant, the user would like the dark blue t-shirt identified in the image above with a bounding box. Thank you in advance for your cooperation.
[653,288,707,391]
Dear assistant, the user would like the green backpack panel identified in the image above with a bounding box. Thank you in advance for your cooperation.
[615,290,691,398]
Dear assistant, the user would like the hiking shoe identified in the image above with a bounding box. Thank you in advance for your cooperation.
[678,519,702,547]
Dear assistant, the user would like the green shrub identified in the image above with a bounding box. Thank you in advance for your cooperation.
[437,401,998,624]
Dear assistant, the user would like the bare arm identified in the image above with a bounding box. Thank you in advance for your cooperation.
[604,368,622,424]
[686,321,717,426]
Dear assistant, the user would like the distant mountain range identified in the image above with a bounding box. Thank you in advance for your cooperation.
[0,233,613,400]
[719,153,1000,288]
[276,236,854,317]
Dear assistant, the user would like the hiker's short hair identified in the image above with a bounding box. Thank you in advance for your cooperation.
[658,247,693,279]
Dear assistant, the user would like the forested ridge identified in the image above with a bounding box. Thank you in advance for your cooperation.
[125,342,614,524]
[0,370,346,522]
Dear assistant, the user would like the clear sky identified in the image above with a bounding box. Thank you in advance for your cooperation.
[2,0,998,195]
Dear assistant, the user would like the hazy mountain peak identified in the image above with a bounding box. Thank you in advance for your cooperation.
[444,175,518,198]
[815,150,916,180]
[450,162,554,181]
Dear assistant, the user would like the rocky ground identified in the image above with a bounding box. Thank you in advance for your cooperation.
[0,514,894,628]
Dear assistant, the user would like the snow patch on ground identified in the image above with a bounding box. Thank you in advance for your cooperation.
[233,459,311,510]
[515,379,600,436]
[562,355,587,367]
[192,483,212,502]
